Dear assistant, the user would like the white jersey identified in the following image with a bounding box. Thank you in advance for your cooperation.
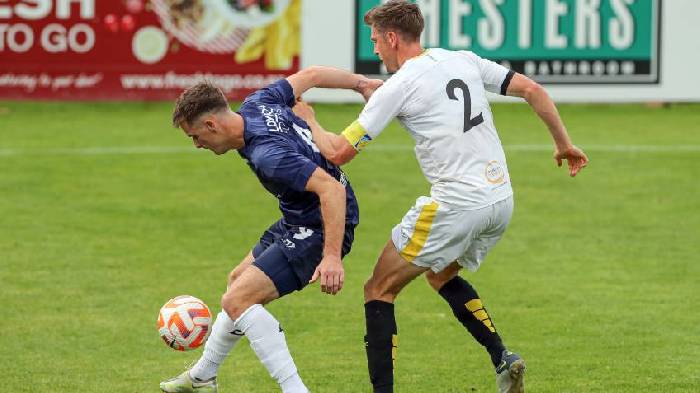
[343,48,515,210]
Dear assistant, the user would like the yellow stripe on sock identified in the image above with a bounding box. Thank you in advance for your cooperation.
[465,299,483,312]
[474,309,489,321]
[399,201,439,262]
[465,299,497,332]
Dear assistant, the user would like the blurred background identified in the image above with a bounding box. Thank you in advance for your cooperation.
[1,0,698,102]
[1,1,698,392]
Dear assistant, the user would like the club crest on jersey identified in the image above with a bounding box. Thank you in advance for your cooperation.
[485,161,505,184]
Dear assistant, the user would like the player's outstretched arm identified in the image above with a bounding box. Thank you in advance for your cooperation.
[305,167,346,295]
[293,101,358,166]
[505,73,589,177]
[286,66,382,100]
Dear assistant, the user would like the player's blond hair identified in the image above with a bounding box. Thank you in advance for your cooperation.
[364,0,424,42]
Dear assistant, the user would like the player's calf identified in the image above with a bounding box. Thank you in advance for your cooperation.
[363,240,428,392]
[364,299,397,393]
[436,275,506,367]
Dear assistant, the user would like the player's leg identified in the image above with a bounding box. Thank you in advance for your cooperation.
[160,252,256,393]
[183,218,283,386]
[221,243,309,393]
[425,262,506,367]
[468,198,524,393]
[447,196,524,393]
[363,239,428,393]
[223,223,352,393]
[188,252,256,381]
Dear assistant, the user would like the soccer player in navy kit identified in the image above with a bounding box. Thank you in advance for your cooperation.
[160,68,381,393]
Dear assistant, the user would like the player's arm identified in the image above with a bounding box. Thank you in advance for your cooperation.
[293,101,357,166]
[505,73,589,177]
[294,76,403,166]
[286,66,382,101]
[250,143,346,295]
[305,167,347,295]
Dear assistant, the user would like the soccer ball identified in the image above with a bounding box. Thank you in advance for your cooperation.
[157,295,212,351]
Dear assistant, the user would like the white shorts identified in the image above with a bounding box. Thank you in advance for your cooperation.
[391,195,513,273]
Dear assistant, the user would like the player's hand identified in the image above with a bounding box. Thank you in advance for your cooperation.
[554,145,589,177]
[293,100,316,123]
[309,255,344,295]
[355,78,383,102]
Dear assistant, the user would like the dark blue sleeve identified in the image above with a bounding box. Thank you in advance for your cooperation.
[246,79,295,107]
[249,141,318,192]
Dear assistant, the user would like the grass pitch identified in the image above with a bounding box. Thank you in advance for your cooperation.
[1,100,699,392]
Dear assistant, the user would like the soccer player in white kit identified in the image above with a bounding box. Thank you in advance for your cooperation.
[293,1,589,393]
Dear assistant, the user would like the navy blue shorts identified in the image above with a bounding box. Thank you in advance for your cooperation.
[252,219,355,297]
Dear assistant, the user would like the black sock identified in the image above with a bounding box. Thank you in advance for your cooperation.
[364,300,397,393]
[438,276,506,368]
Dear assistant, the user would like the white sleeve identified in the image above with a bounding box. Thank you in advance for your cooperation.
[460,51,515,95]
[357,76,408,138]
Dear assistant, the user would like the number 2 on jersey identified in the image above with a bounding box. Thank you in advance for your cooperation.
[446,79,483,133]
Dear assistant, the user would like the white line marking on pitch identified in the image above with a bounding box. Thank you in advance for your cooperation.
[1,144,700,157]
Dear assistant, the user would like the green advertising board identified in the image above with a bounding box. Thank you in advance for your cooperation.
[355,0,661,83]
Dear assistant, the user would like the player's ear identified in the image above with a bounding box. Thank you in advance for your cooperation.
[204,118,217,133]
[387,31,399,48]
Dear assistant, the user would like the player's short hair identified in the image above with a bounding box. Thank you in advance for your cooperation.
[172,81,228,128]
[364,0,424,42]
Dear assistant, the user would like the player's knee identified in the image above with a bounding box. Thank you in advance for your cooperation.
[227,262,251,287]
[227,270,236,286]
[364,276,397,303]
[227,268,242,287]
[424,271,440,291]
[425,270,451,292]
[425,263,460,291]
[220,291,251,321]
[363,277,376,300]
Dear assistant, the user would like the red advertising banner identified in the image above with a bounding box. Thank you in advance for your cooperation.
[0,0,300,100]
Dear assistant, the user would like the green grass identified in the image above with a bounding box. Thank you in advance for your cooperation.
[1,100,699,392]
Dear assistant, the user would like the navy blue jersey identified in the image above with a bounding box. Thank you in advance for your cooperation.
[237,79,359,228]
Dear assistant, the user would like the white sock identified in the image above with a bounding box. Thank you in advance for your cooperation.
[234,304,309,393]
[190,311,244,381]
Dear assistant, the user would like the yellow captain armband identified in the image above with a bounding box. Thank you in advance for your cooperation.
[341,120,373,152]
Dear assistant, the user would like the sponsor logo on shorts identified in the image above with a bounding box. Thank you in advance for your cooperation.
[293,227,314,240]
[282,238,296,249]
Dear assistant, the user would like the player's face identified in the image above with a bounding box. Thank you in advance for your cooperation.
[181,118,227,155]
[370,26,399,73]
